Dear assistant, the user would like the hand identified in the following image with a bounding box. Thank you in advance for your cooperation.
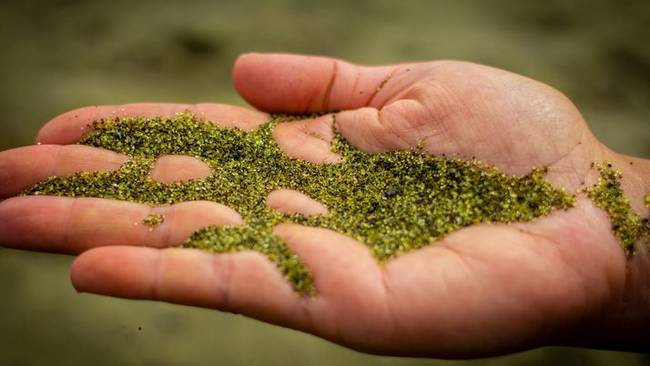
[1,53,649,358]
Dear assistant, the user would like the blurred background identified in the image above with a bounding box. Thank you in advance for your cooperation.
[1,0,649,365]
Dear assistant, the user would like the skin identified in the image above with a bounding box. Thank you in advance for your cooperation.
[0,53,649,358]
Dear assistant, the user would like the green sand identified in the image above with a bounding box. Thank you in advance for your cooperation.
[142,213,165,229]
[586,163,650,256]
[23,113,597,294]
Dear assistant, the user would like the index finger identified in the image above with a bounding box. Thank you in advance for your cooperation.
[36,103,270,145]
[71,246,313,331]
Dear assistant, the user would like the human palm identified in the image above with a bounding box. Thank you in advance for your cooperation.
[1,53,648,358]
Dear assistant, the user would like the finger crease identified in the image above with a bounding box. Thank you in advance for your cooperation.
[321,60,339,112]
[350,65,362,103]
[150,251,164,300]
[297,297,317,333]
[216,254,234,311]
[367,68,397,107]
[376,108,410,149]
[62,198,76,250]
[379,268,400,342]
[49,145,63,178]
[160,205,175,248]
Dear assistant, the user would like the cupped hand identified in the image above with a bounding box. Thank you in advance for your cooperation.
[1,53,649,358]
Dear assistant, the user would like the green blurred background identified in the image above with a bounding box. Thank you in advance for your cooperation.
[1,1,649,365]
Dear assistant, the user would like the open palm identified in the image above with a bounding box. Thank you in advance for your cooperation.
[1,53,648,358]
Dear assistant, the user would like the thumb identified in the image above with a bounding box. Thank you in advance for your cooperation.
[232,53,401,114]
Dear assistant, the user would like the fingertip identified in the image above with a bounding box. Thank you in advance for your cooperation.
[232,52,258,93]
[233,52,337,114]
[266,189,329,216]
[37,106,103,145]
[70,251,92,292]
[71,246,158,298]
[233,52,261,70]
[232,52,275,111]
[149,155,213,184]
[0,196,72,251]
[70,247,102,293]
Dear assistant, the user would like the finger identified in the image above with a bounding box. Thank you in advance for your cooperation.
[266,189,328,216]
[0,145,216,198]
[273,224,380,297]
[0,144,128,198]
[149,155,213,184]
[71,246,311,329]
[273,224,394,346]
[36,103,270,145]
[233,53,423,113]
[0,197,241,253]
[272,114,341,163]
